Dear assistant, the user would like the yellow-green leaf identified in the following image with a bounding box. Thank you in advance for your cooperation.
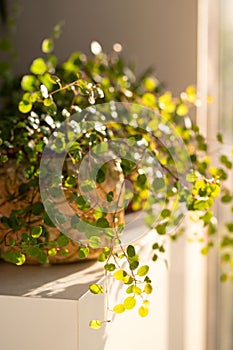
[113,304,125,314]
[144,77,157,91]
[16,253,26,266]
[30,58,47,75]
[18,100,32,113]
[31,225,43,238]
[142,92,156,107]
[113,269,127,281]
[21,75,36,91]
[138,305,149,317]
[144,283,153,294]
[89,320,102,330]
[176,104,188,116]
[89,283,104,294]
[42,38,54,53]
[132,286,142,295]
[48,248,57,256]
[123,296,136,310]
[137,265,149,277]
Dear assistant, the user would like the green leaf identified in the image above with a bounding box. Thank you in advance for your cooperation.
[0,154,8,163]
[113,269,127,281]
[123,296,136,310]
[43,96,53,107]
[144,77,156,91]
[78,246,89,259]
[217,133,223,143]
[88,236,101,248]
[138,305,149,317]
[220,154,232,169]
[221,194,232,203]
[127,245,136,257]
[64,175,76,187]
[132,286,142,295]
[123,275,133,284]
[43,212,56,227]
[107,191,114,202]
[21,232,31,243]
[57,234,70,247]
[9,240,16,247]
[21,75,37,91]
[89,283,104,294]
[49,74,61,85]
[152,243,159,250]
[3,251,26,265]
[16,253,26,265]
[46,101,57,116]
[30,58,47,75]
[89,320,102,330]
[31,202,44,215]
[176,103,188,116]
[42,38,54,53]
[144,283,153,294]
[220,274,228,282]
[113,304,125,314]
[18,100,32,113]
[96,217,109,228]
[144,276,152,283]
[96,165,106,184]
[76,196,91,210]
[137,265,149,277]
[104,263,116,271]
[31,225,43,238]
[226,223,233,232]
[121,158,135,175]
[60,249,69,256]
[156,223,167,235]
[126,285,134,294]
[136,174,147,186]
[152,254,158,261]
[48,248,57,256]
[142,92,156,107]
[97,252,107,262]
[130,260,139,270]
[161,209,171,218]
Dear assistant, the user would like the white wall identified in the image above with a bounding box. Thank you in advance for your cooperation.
[3,0,197,95]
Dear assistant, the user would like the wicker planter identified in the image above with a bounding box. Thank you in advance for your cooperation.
[0,158,125,264]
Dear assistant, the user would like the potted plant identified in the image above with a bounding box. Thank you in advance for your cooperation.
[0,24,232,328]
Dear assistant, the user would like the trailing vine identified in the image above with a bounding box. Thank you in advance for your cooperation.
[0,24,233,328]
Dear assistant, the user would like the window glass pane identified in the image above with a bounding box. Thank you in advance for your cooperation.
[218,1,233,349]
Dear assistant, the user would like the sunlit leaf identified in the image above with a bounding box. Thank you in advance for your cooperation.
[137,265,149,277]
[144,283,153,294]
[30,58,47,75]
[89,320,102,330]
[138,305,149,317]
[113,304,125,314]
[113,269,127,281]
[78,246,89,259]
[89,283,104,294]
[31,225,43,238]
[123,296,136,310]
[42,38,54,53]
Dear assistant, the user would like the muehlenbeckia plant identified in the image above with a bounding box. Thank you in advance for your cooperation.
[0,24,232,329]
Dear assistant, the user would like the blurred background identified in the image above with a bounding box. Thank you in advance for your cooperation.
[0,1,232,349]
